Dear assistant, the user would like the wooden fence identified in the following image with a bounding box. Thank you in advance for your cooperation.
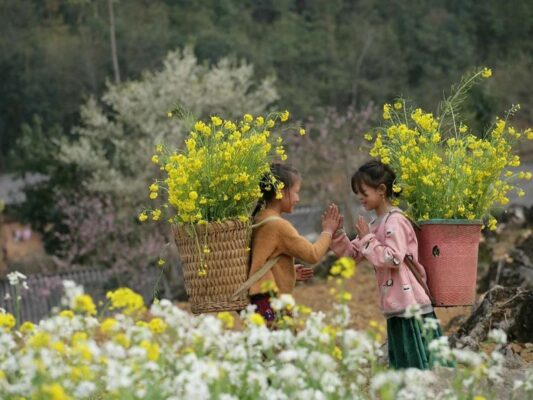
[0,267,170,323]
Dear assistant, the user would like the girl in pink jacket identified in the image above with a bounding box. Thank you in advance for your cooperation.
[330,160,445,369]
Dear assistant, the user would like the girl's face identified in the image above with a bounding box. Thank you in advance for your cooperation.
[281,175,301,213]
[355,182,385,211]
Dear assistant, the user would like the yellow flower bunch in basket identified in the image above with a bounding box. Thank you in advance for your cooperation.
[143,108,297,314]
[366,68,532,229]
[143,109,291,226]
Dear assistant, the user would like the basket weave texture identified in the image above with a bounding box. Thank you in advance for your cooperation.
[416,220,482,306]
[173,220,250,314]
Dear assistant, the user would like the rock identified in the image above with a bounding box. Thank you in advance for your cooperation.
[502,345,526,369]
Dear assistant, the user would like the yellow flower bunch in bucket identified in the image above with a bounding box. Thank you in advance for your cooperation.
[366,67,532,228]
[143,108,298,314]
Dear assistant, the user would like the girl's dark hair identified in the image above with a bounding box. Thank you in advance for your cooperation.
[351,159,400,198]
[252,163,300,216]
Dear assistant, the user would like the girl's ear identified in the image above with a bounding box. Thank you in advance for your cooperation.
[378,183,387,196]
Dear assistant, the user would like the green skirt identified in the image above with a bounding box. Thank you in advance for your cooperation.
[387,311,448,370]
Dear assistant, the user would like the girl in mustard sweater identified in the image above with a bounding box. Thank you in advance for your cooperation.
[248,163,340,322]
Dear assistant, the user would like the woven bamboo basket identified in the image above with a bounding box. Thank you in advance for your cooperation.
[173,219,250,314]
[416,219,482,306]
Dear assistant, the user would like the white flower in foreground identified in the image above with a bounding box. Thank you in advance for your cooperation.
[60,280,85,308]
[271,294,295,311]
[7,271,27,286]
[488,328,507,345]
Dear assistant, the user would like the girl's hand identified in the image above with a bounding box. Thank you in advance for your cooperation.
[321,203,341,234]
[295,264,314,281]
[355,215,370,237]
[337,214,344,232]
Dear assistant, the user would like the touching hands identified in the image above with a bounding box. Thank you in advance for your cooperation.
[355,215,370,238]
[321,204,342,234]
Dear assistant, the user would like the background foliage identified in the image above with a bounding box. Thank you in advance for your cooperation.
[2,0,533,275]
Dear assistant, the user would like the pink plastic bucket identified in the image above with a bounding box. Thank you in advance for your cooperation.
[416,219,482,306]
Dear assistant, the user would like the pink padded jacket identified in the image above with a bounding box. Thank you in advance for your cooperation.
[330,208,433,318]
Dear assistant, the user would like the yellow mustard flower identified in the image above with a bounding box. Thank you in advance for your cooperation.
[481,68,492,78]
[249,313,266,326]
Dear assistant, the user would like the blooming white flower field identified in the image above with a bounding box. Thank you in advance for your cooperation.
[0,275,531,399]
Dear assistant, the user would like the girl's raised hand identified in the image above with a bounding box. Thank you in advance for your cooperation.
[321,203,341,234]
[355,215,370,237]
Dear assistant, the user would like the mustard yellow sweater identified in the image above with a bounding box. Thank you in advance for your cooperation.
[249,208,332,295]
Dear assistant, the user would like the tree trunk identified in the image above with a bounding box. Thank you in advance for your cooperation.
[450,286,533,349]
[108,0,121,84]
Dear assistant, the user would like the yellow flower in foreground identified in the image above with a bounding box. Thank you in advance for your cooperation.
[106,288,145,315]
[158,258,166,266]
[260,279,277,293]
[330,257,356,279]
[41,383,71,400]
[364,133,373,141]
[149,317,168,334]
[217,311,235,329]
[167,112,173,118]
[19,321,35,334]
[100,318,118,334]
[151,155,159,164]
[280,110,289,122]
[28,332,51,348]
[339,291,352,302]
[0,312,16,331]
[73,294,97,316]
[481,68,492,78]
[243,114,253,123]
[299,128,306,136]
[140,340,160,361]
[394,101,403,110]
[249,313,266,326]
[59,310,74,319]
[332,346,343,360]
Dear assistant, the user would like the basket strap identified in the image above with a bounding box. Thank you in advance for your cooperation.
[404,255,435,306]
[231,256,281,300]
[231,216,284,301]
[251,215,283,229]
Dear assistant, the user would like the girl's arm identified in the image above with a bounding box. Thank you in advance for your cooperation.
[357,215,412,270]
[278,221,332,264]
[330,230,365,262]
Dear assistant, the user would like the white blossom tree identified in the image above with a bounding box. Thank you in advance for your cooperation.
[57,46,278,211]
